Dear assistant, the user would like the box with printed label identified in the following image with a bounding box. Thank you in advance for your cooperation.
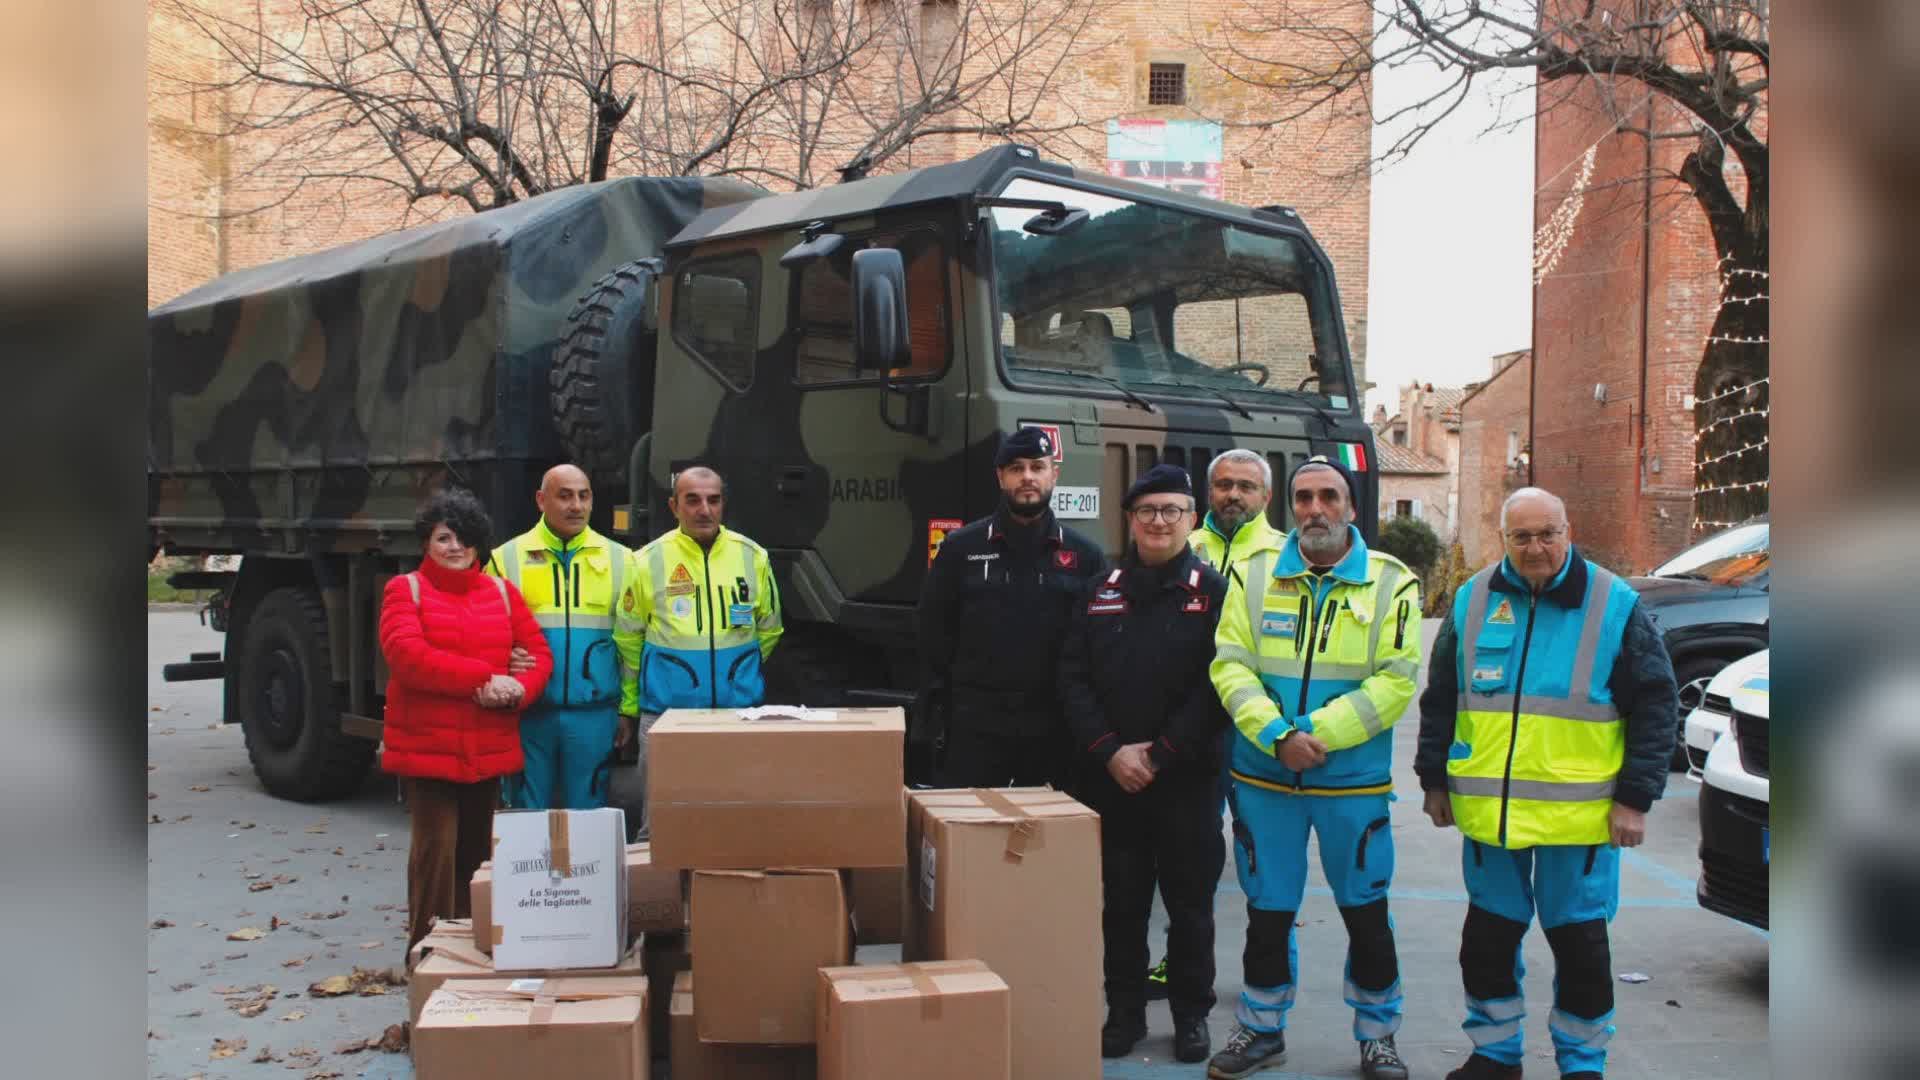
[647,707,905,869]
[818,960,1009,1080]
[691,868,852,1044]
[488,808,629,971]
[672,972,816,1079]
[412,975,648,1080]
[472,841,680,954]
[904,788,1101,1080]
[407,933,645,1026]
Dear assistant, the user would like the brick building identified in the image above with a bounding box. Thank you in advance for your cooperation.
[147,0,1376,394]
[1456,348,1532,567]
[1370,383,1466,540]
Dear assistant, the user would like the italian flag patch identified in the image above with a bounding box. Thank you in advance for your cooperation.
[1334,442,1368,471]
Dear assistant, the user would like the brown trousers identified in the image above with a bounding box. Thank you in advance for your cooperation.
[404,776,499,950]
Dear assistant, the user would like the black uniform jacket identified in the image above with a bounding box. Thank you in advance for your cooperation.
[917,504,1108,733]
[1057,546,1231,777]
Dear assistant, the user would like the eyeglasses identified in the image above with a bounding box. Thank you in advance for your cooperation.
[1504,526,1566,548]
[1129,504,1194,524]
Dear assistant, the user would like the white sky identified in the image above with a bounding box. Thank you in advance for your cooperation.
[1363,50,1536,417]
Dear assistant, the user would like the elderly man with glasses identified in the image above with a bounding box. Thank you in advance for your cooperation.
[1414,487,1679,1080]
[1058,464,1231,1065]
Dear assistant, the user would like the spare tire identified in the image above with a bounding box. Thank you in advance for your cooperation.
[551,260,659,488]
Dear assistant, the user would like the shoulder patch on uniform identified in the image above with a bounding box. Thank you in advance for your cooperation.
[525,549,547,565]
[666,563,697,597]
[1489,598,1515,625]
[1183,594,1210,614]
[1054,549,1079,570]
[1267,577,1294,594]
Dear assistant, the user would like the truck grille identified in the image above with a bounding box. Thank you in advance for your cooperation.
[1699,848,1769,929]
[1732,709,1769,778]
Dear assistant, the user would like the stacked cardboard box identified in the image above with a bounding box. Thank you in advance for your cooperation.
[412,976,649,1079]
[472,841,686,954]
[817,960,1011,1080]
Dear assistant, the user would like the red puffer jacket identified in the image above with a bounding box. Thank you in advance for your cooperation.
[379,558,553,783]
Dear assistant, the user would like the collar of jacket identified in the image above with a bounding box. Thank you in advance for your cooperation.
[1274,523,1371,584]
[661,524,733,559]
[1202,510,1283,553]
[1120,546,1204,591]
[417,556,485,593]
[987,504,1062,547]
[1493,546,1588,607]
[531,516,604,554]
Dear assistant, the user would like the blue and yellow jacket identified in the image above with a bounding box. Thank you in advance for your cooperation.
[1211,525,1422,795]
[487,518,641,715]
[631,526,782,714]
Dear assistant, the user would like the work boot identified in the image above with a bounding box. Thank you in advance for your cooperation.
[1445,1053,1523,1080]
[1360,1034,1410,1080]
[1206,1024,1286,1079]
[1173,1015,1211,1063]
[1561,1073,1603,1080]
[1101,1007,1148,1058]
[1145,957,1170,1000]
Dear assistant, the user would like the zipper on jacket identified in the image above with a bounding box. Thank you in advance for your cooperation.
[1497,593,1542,847]
[1292,576,1334,790]
[703,545,718,708]
[555,556,572,708]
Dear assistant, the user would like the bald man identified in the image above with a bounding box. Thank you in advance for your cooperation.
[487,465,644,810]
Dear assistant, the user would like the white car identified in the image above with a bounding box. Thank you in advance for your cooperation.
[1696,649,1769,930]
[1682,649,1768,778]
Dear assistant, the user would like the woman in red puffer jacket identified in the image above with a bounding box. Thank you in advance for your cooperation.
[380,488,553,949]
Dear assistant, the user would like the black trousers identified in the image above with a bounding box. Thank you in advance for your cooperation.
[938,720,1067,789]
[1087,771,1225,1019]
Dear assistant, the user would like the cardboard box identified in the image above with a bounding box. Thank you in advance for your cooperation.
[848,866,907,946]
[690,869,852,1044]
[408,918,473,971]
[408,933,645,1026]
[641,931,692,1055]
[905,789,1102,1080]
[472,843,681,954]
[413,976,647,1080]
[671,972,816,1079]
[818,961,1010,1080]
[648,707,905,869]
[489,808,628,970]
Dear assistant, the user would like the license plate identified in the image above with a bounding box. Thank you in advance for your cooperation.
[1052,486,1100,519]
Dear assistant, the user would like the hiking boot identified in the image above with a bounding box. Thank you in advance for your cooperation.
[1207,1024,1286,1079]
[1360,1034,1410,1080]
[1101,1007,1148,1059]
[1445,1053,1523,1080]
[1561,1073,1603,1080]
[1145,957,1170,1000]
[1173,1015,1211,1063]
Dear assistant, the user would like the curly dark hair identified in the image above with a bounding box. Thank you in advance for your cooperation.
[415,488,493,555]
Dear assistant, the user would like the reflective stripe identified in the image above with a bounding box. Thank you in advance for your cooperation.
[1467,1018,1522,1047]
[1260,657,1375,682]
[647,542,668,616]
[1567,567,1616,697]
[1354,1014,1398,1040]
[535,612,613,631]
[608,541,625,616]
[739,544,757,606]
[1459,569,1494,660]
[1236,984,1295,1032]
[1448,776,1616,802]
[1365,563,1402,663]
[1381,657,1420,680]
[1225,683,1270,718]
[1345,978,1400,1006]
[1244,552,1270,639]
[1216,644,1261,672]
[1340,689,1384,737]
[1473,995,1526,1023]
[1459,693,1621,723]
[501,543,522,580]
[646,628,710,651]
[1548,1008,1615,1046]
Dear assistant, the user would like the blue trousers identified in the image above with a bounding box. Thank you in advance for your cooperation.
[1459,839,1621,1075]
[509,704,618,810]
[1231,783,1402,1042]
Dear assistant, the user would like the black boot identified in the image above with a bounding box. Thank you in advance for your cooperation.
[1101,1006,1148,1059]
[1173,1014,1211,1063]
[1207,1024,1286,1079]
[1445,1053,1523,1080]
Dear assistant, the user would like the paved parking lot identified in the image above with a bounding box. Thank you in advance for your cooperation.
[147,612,1767,1079]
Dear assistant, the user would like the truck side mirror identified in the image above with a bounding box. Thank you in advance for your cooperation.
[851,248,910,373]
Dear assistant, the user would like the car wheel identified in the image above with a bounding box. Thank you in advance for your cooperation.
[1672,656,1728,771]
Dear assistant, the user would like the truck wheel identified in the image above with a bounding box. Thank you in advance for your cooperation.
[235,587,373,801]
[551,261,658,488]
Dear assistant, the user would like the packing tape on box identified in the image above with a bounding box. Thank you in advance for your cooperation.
[970,788,1043,862]
[838,964,946,1021]
[548,810,572,878]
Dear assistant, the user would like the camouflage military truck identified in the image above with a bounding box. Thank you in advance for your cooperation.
[150,144,1379,800]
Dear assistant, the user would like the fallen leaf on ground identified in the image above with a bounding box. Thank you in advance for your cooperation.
[304,1070,341,1080]
[334,1040,368,1055]
[223,952,250,960]
[301,910,347,921]
[305,823,329,834]
[270,916,281,931]
[252,1045,277,1063]
[280,956,308,969]
[248,882,274,892]
[280,1010,306,1022]
[151,919,174,929]
[170,982,195,992]
[148,792,158,800]
[149,815,163,824]
[374,1023,409,1053]
[227,927,266,941]
[358,941,381,950]
[371,904,395,912]
[189,784,210,792]
[209,1036,246,1059]
[307,976,352,997]
[234,1001,269,1018]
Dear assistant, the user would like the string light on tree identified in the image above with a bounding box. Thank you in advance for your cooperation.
[1690,254,1768,535]
[1533,144,1598,286]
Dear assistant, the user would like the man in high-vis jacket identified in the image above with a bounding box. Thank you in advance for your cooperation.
[1414,487,1677,1080]
[628,466,782,836]
[1208,457,1420,1080]
[488,464,642,811]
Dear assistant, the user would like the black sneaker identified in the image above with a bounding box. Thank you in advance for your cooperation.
[1207,1024,1286,1079]
[1145,957,1170,1000]
[1173,1015,1211,1063]
[1101,1008,1148,1059]
[1445,1053,1522,1080]
[1561,1073,1602,1080]
[1360,1035,1410,1080]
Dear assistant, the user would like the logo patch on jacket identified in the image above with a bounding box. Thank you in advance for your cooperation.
[1054,549,1079,570]
[1183,594,1209,614]
[1472,665,1504,683]
[623,590,636,613]
[1267,577,1294,595]
[526,550,547,565]
[1087,586,1127,615]
[666,564,697,597]
[1261,612,1297,638]
[1488,599,1515,625]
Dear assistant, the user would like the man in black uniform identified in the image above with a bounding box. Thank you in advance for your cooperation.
[1057,464,1231,1065]
[918,426,1107,788]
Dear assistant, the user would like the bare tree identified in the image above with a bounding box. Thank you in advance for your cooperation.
[158,0,1110,218]
[1197,0,1768,529]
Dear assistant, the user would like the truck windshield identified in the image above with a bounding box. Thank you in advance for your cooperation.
[989,176,1355,412]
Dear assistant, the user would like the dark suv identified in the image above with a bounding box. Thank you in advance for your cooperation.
[1628,518,1770,768]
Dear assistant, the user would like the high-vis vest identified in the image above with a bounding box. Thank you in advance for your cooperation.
[488,520,640,713]
[1444,558,1639,849]
[1190,512,1285,589]
[1211,526,1422,795]
[632,526,783,714]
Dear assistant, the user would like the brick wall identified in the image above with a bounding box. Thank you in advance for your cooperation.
[1457,350,1531,567]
